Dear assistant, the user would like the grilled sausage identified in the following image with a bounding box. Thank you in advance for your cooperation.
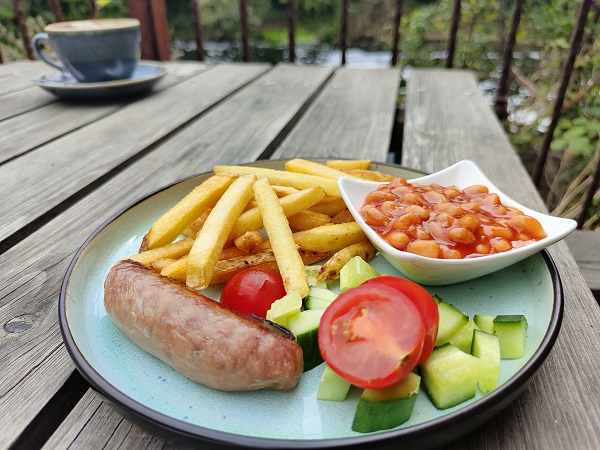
[103,260,303,391]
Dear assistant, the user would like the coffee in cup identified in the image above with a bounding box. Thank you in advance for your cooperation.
[32,18,141,83]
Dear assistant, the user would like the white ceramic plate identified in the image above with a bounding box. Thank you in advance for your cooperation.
[339,160,577,286]
[59,160,564,448]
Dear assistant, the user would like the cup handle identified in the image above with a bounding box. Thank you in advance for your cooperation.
[32,33,67,74]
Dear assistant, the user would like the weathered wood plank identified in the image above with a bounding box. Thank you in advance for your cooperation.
[0,62,209,163]
[43,390,173,450]
[0,86,56,122]
[43,388,228,449]
[0,63,267,244]
[404,68,600,450]
[272,67,400,162]
[0,60,47,77]
[0,64,52,96]
[565,230,600,295]
[0,64,334,448]
[0,61,205,123]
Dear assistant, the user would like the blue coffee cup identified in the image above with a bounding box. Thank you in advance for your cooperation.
[32,19,141,83]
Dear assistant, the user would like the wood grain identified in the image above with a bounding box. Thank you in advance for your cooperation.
[0,63,268,244]
[0,62,209,164]
[0,64,50,96]
[0,86,56,122]
[404,68,600,450]
[272,67,400,162]
[565,230,600,295]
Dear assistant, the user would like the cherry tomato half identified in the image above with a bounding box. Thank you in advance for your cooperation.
[363,276,439,365]
[220,268,286,318]
[318,283,425,389]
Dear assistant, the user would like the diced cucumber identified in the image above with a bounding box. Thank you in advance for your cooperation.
[317,365,351,401]
[435,301,469,346]
[266,291,302,327]
[339,256,380,292]
[432,294,443,304]
[471,330,501,393]
[420,344,480,409]
[449,318,479,354]
[305,286,337,310]
[473,314,495,334]
[305,265,328,288]
[287,309,325,372]
[352,372,421,433]
[493,315,528,359]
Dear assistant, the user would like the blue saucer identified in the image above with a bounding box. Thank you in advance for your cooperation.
[33,61,167,99]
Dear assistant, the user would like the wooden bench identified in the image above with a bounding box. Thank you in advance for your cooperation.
[401,68,599,302]
[565,230,600,300]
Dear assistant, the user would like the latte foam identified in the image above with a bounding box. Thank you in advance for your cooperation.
[46,19,139,33]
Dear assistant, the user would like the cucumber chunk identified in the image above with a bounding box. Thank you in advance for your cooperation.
[352,372,421,433]
[266,291,302,327]
[339,256,380,292]
[493,315,528,359]
[317,365,351,401]
[449,318,479,354]
[435,301,469,346]
[420,344,480,409]
[287,309,325,371]
[473,314,495,334]
[305,286,337,310]
[471,330,501,393]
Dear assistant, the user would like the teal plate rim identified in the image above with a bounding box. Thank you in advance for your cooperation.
[58,159,564,449]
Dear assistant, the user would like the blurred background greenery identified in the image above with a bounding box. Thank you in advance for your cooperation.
[0,0,598,228]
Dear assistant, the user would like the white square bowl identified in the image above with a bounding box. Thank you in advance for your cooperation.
[338,160,577,286]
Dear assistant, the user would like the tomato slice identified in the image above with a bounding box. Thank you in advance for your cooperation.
[318,284,425,389]
[220,268,287,318]
[363,276,439,365]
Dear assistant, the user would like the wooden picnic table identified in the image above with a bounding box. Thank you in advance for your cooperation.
[0,61,598,450]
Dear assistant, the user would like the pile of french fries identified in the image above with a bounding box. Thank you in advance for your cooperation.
[127,159,392,298]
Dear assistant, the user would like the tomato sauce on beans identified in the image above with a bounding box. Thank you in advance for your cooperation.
[360,177,547,259]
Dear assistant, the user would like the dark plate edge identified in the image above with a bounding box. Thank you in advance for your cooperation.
[58,159,564,449]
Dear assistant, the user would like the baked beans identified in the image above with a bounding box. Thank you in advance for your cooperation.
[361,177,547,259]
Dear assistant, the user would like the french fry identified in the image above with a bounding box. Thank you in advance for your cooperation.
[297,222,367,253]
[141,174,237,251]
[342,169,394,182]
[271,185,300,196]
[244,199,258,211]
[127,237,194,266]
[150,257,179,272]
[253,178,309,298]
[288,210,330,230]
[214,165,341,197]
[326,159,371,170]
[228,186,326,240]
[161,240,329,283]
[316,241,377,281]
[211,250,279,284]
[186,175,256,289]
[331,209,355,224]
[234,230,263,253]
[219,246,251,260]
[161,258,187,281]
[211,248,329,284]
[308,196,348,216]
[285,158,360,180]
[182,208,212,238]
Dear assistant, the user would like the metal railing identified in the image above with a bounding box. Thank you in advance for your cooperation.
[2,0,598,229]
